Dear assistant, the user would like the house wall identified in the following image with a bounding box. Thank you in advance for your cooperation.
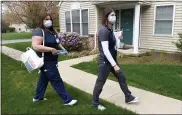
[59,1,182,52]
[59,1,97,35]
[9,23,32,33]
[140,2,182,52]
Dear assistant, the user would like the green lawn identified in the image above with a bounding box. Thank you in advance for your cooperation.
[2,32,32,40]
[4,42,32,52]
[72,61,182,100]
[1,54,135,114]
[4,42,73,61]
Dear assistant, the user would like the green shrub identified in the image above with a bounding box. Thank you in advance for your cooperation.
[7,27,15,32]
[173,33,182,52]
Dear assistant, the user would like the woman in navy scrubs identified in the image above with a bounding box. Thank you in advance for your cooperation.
[92,8,139,110]
[32,14,77,106]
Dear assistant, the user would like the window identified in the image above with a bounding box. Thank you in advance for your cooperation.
[65,11,71,32]
[81,9,88,35]
[65,9,88,35]
[154,5,174,35]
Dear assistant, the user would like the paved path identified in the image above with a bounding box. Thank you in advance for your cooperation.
[1,46,182,114]
[1,39,31,44]
[1,46,23,61]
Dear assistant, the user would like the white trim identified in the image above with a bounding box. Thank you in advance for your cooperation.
[80,9,82,35]
[132,8,135,46]
[133,4,140,54]
[139,6,142,47]
[153,4,175,36]
[94,5,98,49]
[70,10,73,33]
[64,11,67,32]
[71,2,80,10]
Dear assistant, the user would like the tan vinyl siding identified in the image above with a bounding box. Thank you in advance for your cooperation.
[59,1,97,34]
[140,2,182,52]
[59,2,70,32]
[97,7,104,30]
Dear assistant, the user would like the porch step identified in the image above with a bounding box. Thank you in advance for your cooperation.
[117,48,151,57]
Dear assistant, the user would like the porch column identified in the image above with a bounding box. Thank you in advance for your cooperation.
[133,4,140,54]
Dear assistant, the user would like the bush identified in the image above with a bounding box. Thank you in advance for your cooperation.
[173,33,182,52]
[58,32,82,51]
[55,27,60,32]
[7,27,15,32]
[92,54,99,63]
[173,33,182,61]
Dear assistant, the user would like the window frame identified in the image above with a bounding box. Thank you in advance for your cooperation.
[153,4,175,37]
[64,8,89,36]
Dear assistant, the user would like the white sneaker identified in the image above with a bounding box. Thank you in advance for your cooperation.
[33,98,47,102]
[97,105,106,111]
[64,100,77,106]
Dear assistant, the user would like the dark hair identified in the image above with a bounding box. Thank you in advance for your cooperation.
[39,13,57,35]
[102,7,114,25]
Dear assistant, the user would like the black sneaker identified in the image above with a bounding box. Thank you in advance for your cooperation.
[125,95,140,104]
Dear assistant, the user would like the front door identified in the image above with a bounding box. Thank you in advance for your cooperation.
[120,9,134,45]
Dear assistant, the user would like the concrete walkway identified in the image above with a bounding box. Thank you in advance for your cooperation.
[1,46,182,114]
[1,46,23,61]
[1,39,31,44]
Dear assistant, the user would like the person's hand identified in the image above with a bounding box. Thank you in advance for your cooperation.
[119,30,123,40]
[118,35,122,40]
[113,65,120,72]
[50,48,58,55]
[63,49,68,54]
[62,49,68,55]
[118,35,123,40]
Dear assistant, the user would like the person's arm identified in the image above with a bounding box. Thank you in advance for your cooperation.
[32,36,53,52]
[58,43,66,50]
[101,41,116,67]
[32,28,57,54]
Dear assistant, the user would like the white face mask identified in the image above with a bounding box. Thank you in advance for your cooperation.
[44,20,52,28]
[108,12,116,24]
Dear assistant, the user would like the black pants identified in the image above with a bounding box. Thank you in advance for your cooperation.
[92,61,131,106]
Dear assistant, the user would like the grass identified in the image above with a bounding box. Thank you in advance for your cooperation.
[72,61,182,100]
[4,42,73,61]
[117,54,182,65]
[2,32,32,40]
[4,42,32,52]
[1,53,135,114]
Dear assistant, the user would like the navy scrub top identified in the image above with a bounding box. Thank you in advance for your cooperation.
[32,28,59,63]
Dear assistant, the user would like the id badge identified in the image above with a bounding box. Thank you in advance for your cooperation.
[56,38,59,43]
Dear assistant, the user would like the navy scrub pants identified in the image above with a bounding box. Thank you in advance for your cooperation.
[34,63,72,104]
